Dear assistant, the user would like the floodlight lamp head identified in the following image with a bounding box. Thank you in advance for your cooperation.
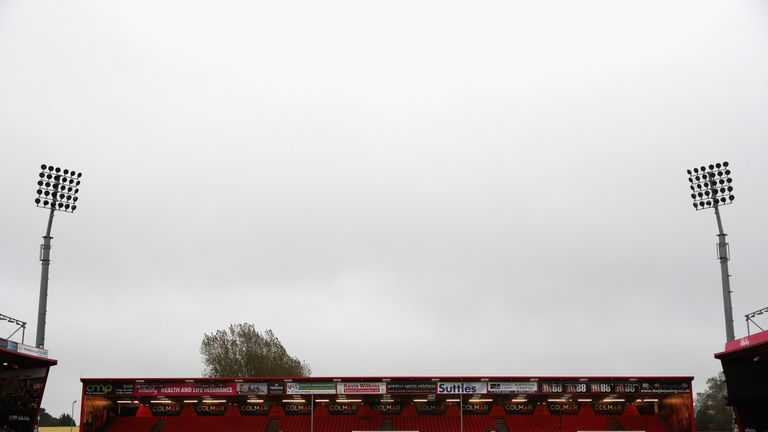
[34,164,82,213]
[686,161,733,211]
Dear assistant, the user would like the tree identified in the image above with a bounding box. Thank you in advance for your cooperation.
[38,408,60,426]
[200,324,310,377]
[37,408,76,427]
[694,372,733,431]
[58,412,75,426]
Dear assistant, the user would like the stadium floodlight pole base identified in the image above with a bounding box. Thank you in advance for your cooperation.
[36,205,55,348]
[714,203,735,342]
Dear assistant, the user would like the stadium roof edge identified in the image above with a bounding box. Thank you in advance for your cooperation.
[81,375,694,382]
[0,346,57,366]
[715,329,768,358]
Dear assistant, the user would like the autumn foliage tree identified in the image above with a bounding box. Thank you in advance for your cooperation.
[200,324,310,377]
[694,372,732,431]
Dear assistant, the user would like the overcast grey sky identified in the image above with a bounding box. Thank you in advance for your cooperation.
[1,0,767,421]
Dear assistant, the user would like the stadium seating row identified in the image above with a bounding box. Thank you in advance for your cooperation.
[103,413,671,432]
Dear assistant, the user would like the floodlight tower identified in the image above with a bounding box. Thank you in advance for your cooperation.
[686,161,736,341]
[35,164,82,348]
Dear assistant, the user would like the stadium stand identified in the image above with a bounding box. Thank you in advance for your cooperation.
[0,338,56,432]
[88,404,684,432]
[716,329,768,432]
[79,376,693,432]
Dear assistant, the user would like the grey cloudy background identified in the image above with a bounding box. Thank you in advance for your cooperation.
[1,0,768,421]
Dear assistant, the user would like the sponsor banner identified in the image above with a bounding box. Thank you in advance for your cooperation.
[5,414,32,429]
[462,403,491,415]
[0,338,19,352]
[541,382,585,393]
[286,382,336,395]
[150,403,182,416]
[327,403,359,415]
[84,383,134,396]
[195,403,227,416]
[371,403,402,414]
[84,383,113,396]
[17,343,49,358]
[386,382,436,394]
[504,402,535,415]
[437,382,487,394]
[237,383,268,395]
[640,382,690,394]
[414,402,447,415]
[337,382,386,395]
[114,384,135,396]
[239,402,272,416]
[268,383,286,394]
[136,383,237,396]
[488,382,538,394]
[283,403,312,415]
[547,402,580,415]
[585,383,636,393]
[612,383,639,393]
[592,402,625,415]
[542,382,640,394]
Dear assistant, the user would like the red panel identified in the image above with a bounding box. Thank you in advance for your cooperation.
[720,329,768,355]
